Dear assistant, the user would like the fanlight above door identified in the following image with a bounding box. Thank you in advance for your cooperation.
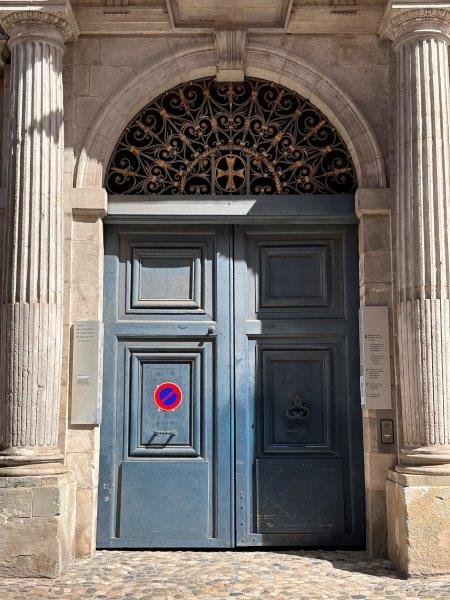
[106,77,356,195]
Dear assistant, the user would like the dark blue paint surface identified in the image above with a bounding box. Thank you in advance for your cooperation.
[234,225,365,547]
[98,221,364,549]
[97,225,233,548]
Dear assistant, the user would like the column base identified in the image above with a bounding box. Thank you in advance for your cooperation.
[0,446,66,476]
[0,472,76,577]
[400,445,450,468]
[386,468,450,576]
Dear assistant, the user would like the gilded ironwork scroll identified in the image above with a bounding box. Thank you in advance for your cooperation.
[106,77,356,195]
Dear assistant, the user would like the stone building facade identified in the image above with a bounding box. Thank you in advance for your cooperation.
[0,0,448,579]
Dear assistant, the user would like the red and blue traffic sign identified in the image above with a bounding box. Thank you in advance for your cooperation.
[154,381,183,411]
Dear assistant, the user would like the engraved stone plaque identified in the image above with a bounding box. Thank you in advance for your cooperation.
[71,321,103,424]
[360,306,392,409]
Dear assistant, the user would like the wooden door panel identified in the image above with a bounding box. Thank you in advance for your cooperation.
[131,247,202,310]
[260,244,331,309]
[235,225,364,547]
[120,461,210,540]
[128,346,206,458]
[255,457,345,534]
[245,233,344,320]
[99,222,363,549]
[119,233,214,318]
[98,225,232,548]
[260,346,336,454]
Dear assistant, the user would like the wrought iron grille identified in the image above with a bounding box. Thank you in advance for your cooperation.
[106,77,356,195]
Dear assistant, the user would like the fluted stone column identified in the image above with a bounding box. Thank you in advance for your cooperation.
[381,1,450,575]
[0,4,78,577]
[0,11,75,475]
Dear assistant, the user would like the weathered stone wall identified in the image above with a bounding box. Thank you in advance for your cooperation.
[67,192,105,556]
[356,188,397,557]
[0,473,76,577]
[387,470,450,575]
[70,33,393,181]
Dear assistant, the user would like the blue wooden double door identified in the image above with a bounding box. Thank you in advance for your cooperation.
[98,224,364,549]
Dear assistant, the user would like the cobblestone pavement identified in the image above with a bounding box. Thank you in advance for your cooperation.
[1,550,450,600]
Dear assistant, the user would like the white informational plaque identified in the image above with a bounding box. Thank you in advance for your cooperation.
[360,306,392,409]
[71,321,104,425]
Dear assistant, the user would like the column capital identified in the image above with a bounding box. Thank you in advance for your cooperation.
[380,1,450,43]
[0,0,78,43]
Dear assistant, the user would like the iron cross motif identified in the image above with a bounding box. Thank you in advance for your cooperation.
[216,154,246,192]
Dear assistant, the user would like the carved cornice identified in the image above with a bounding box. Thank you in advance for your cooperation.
[214,29,248,82]
[381,1,450,42]
[0,1,78,42]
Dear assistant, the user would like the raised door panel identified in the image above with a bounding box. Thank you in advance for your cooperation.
[118,340,214,541]
[261,347,335,454]
[120,461,210,539]
[119,232,214,318]
[254,340,347,536]
[132,247,202,310]
[256,458,345,534]
[128,348,205,458]
[245,232,343,320]
[260,245,330,309]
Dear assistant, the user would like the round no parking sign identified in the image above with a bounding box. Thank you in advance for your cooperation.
[154,382,183,411]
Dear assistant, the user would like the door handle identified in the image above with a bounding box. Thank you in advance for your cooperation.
[207,325,216,335]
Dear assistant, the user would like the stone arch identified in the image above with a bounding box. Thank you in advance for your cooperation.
[75,44,386,190]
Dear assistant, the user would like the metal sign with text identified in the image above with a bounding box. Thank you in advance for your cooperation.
[71,320,104,425]
[360,306,392,409]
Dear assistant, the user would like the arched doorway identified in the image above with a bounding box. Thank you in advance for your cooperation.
[97,77,365,549]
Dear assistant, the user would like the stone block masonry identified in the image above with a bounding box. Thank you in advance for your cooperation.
[0,473,76,578]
